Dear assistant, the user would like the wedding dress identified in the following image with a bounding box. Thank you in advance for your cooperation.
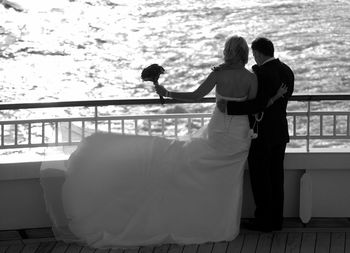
[40,92,251,248]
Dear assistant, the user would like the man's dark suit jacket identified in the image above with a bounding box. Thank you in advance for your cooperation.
[226,59,294,146]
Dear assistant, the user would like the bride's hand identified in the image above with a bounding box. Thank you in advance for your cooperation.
[276,84,288,98]
[268,84,288,107]
[155,85,168,97]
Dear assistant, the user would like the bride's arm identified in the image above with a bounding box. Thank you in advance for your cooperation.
[155,72,216,101]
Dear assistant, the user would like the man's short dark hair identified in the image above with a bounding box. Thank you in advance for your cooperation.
[251,37,274,57]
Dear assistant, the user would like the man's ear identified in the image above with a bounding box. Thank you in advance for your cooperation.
[254,51,261,59]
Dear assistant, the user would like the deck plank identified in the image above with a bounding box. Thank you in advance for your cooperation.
[345,232,350,253]
[65,243,83,253]
[109,248,124,253]
[51,242,69,253]
[211,241,228,253]
[95,249,110,253]
[79,245,95,253]
[300,232,316,253]
[36,242,57,253]
[270,232,288,253]
[315,232,331,253]
[2,226,350,253]
[22,243,40,253]
[196,243,213,253]
[285,232,302,253]
[226,234,244,253]
[5,243,24,253]
[153,244,170,253]
[330,232,345,253]
[124,248,140,253]
[0,245,9,253]
[240,233,259,253]
[256,233,273,253]
[182,244,198,253]
[138,246,154,253]
[167,244,183,253]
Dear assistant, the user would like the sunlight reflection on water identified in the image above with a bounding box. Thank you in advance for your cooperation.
[0,0,349,115]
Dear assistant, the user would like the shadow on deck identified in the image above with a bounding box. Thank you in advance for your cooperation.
[1,218,350,253]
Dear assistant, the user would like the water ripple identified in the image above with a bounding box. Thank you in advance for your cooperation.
[0,0,349,106]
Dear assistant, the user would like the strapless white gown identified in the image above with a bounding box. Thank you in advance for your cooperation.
[40,93,251,248]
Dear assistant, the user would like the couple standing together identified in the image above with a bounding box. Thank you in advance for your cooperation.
[41,36,294,248]
[156,36,294,233]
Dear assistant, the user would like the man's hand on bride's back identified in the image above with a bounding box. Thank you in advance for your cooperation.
[216,99,227,113]
[155,85,167,97]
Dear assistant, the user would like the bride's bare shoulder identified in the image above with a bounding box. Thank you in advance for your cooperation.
[243,67,255,75]
[244,68,257,80]
[237,68,256,81]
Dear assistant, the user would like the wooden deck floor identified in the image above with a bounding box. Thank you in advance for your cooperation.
[1,219,350,253]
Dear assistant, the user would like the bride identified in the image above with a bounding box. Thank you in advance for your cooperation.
[40,35,257,248]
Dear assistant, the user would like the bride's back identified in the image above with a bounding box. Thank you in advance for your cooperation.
[215,68,256,99]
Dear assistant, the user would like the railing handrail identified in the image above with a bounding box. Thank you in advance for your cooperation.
[0,93,349,151]
[1,93,350,110]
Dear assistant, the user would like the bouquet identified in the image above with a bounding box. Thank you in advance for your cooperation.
[141,64,165,104]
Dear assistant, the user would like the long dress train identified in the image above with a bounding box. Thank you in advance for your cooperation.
[40,94,251,248]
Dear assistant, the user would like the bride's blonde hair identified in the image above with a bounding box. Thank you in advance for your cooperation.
[223,36,249,65]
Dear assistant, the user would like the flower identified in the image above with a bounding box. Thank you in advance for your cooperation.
[141,64,165,82]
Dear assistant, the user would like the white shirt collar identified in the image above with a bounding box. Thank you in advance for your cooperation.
[261,57,275,66]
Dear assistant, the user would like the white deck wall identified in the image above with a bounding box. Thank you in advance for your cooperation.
[0,152,350,230]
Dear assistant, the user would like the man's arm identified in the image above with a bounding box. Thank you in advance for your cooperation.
[226,70,270,115]
[226,93,268,115]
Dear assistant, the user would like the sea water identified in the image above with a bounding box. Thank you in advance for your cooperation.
[1,0,349,102]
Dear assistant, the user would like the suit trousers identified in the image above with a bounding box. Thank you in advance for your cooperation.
[248,139,287,228]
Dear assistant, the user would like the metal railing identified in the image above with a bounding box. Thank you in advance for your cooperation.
[0,94,350,152]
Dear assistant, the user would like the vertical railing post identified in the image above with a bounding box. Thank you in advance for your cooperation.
[148,119,151,136]
[1,124,3,147]
[28,123,32,145]
[175,118,178,137]
[348,114,350,137]
[14,124,18,147]
[82,121,85,138]
[94,106,98,133]
[68,121,72,144]
[293,115,297,138]
[41,122,45,145]
[306,100,311,152]
[55,122,58,145]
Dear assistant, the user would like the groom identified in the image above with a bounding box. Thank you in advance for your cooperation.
[220,37,294,232]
